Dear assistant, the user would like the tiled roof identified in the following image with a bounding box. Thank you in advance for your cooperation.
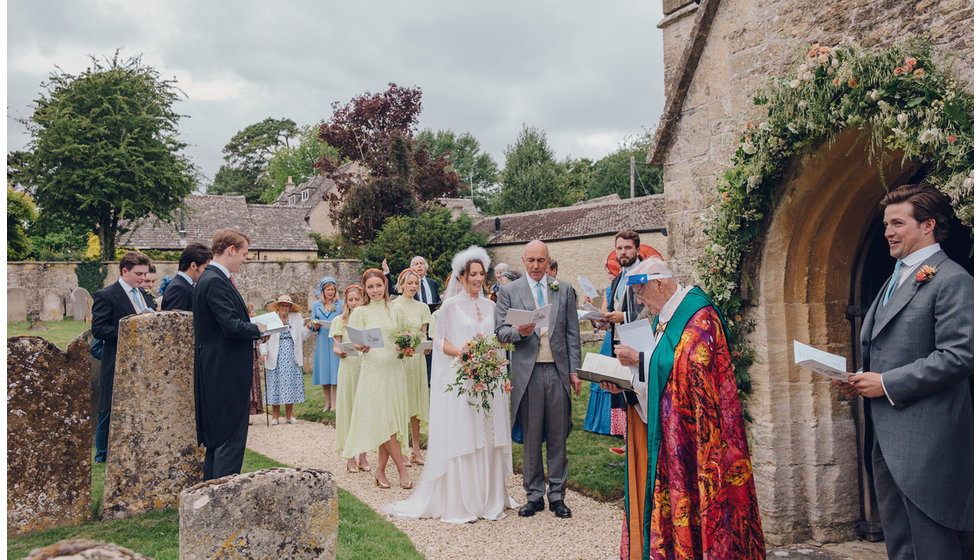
[118,195,317,252]
[271,162,364,219]
[434,197,480,218]
[472,194,666,245]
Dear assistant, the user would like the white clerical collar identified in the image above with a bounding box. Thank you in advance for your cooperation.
[210,261,231,278]
[177,271,194,285]
[117,277,139,293]
[900,243,941,268]
[656,285,691,326]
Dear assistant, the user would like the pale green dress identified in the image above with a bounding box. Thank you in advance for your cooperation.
[330,317,361,456]
[341,299,410,458]
[393,296,432,424]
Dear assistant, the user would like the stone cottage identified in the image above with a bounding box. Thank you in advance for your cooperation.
[649,0,973,545]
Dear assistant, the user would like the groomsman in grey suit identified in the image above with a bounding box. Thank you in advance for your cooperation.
[839,184,972,559]
[495,240,582,518]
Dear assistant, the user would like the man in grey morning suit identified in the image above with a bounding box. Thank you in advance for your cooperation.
[495,240,582,518]
[838,184,973,559]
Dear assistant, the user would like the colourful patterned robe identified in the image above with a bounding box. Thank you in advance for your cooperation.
[621,290,765,559]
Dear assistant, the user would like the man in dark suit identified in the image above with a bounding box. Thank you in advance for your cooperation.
[383,255,442,312]
[91,251,153,463]
[602,230,647,339]
[161,243,212,312]
[193,228,265,480]
[839,184,973,559]
[495,240,582,519]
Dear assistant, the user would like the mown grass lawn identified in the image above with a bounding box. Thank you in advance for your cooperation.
[7,319,90,350]
[6,449,423,560]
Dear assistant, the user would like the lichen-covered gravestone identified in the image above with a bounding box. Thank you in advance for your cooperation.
[7,336,92,537]
[8,287,28,322]
[101,311,204,521]
[41,290,64,322]
[24,539,151,559]
[179,468,339,560]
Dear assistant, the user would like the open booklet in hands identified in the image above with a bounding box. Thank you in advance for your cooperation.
[576,352,633,390]
[793,340,853,382]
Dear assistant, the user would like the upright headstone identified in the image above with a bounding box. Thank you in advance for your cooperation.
[101,311,204,521]
[179,468,338,560]
[69,287,93,322]
[41,290,64,322]
[8,287,28,322]
[7,336,92,537]
[24,539,150,559]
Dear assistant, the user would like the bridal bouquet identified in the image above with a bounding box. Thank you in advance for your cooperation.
[448,334,514,413]
[394,330,421,359]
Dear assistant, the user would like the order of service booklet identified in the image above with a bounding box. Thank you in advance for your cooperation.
[250,312,290,336]
[576,352,634,390]
[345,326,385,348]
[793,340,851,382]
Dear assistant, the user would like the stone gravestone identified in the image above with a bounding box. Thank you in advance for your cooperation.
[101,311,204,521]
[179,468,338,560]
[41,290,64,322]
[7,336,92,537]
[69,287,93,322]
[24,539,151,560]
[7,287,28,322]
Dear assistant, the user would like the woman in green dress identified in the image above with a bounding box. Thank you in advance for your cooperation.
[331,285,370,474]
[393,269,432,465]
[342,269,412,489]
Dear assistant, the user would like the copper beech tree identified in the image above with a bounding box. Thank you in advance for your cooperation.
[316,83,461,244]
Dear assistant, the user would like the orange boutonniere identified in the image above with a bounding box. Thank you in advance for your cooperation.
[915,265,937,283]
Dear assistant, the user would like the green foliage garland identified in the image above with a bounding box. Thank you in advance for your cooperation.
[697,37,974,400]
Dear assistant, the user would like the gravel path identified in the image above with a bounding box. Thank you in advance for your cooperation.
[246,415,624,560]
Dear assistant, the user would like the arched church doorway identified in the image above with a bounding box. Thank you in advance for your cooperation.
[848,170,973,540]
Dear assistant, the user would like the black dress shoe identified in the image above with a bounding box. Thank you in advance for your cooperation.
[518,499,545,517]
[549,500,572,518]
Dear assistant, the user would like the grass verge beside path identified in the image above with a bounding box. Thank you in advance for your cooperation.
[7,319,89,350]
[7,449,423,560]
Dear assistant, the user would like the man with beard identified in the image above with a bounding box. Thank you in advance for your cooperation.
[602,231,646,343]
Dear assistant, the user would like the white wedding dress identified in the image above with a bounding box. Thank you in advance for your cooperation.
[384,291,517,523]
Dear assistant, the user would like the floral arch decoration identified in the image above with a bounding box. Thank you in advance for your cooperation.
[697,36,973,400]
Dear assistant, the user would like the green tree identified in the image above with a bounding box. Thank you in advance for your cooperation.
[16,52,195,261]
[587,134,663,200]
[261,125,340,204]
[208,117,299,202]
[492,124,567,214]
[7,187,37,260]
[562,157,592,204]
[361,207,488,282]
[417,129,498,205]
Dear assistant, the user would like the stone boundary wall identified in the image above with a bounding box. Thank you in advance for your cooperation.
[6,260,362,320]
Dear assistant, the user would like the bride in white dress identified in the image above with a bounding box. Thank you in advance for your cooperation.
[384,246,518,523]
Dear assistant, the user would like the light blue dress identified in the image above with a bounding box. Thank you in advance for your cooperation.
[311,300,343,386]
[584,286,614,434]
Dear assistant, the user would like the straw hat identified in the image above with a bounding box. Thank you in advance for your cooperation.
[267,294,301,313]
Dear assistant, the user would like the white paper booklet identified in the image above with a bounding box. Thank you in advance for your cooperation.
[577,276,600,300]
[346,326,385,348]
[337,342,360,356]
[417,340,433,352]
[251,312,289,335]
[576,352,633,390]
[618,318,656,352]
[505,304,552,329]
[793,340,851,382]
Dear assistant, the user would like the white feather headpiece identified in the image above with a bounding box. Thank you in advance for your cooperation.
[451,245,491,277]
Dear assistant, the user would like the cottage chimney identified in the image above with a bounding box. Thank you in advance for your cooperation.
[285,176,296,192]
[494,217,501,237]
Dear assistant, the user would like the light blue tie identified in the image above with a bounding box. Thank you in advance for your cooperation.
[534,282,545,307]
[882,260,904,305]
[130,288,145,312]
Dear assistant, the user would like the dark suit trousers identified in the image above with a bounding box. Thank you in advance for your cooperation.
[94,410,110,462]
[872,437,972,559]
[203,408,249,481]
[517,362,569,503]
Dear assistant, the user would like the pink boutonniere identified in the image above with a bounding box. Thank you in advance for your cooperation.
[914,265,937,283]
[549,280,559,292]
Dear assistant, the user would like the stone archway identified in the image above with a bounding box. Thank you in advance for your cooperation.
[745,129,918,545]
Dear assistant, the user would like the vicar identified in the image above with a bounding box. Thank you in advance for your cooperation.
[602,257,764,559]
[838,184,973,559]
[193,228,266,480]
[495,240,581,519]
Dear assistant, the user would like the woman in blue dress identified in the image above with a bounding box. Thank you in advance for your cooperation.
[584,285,616,435]
[312,276,343,412]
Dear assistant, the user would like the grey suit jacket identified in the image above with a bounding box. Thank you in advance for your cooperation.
[495,275,582,428]
[860,249,973,531]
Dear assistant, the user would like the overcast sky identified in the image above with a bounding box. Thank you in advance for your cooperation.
[6,0,666,188]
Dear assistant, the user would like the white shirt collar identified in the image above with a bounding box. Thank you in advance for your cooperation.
[210,261,231,278]
[177,271,194,285]
[525,274,548,291]
[899,243,941,267]
[118,277,139,293]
